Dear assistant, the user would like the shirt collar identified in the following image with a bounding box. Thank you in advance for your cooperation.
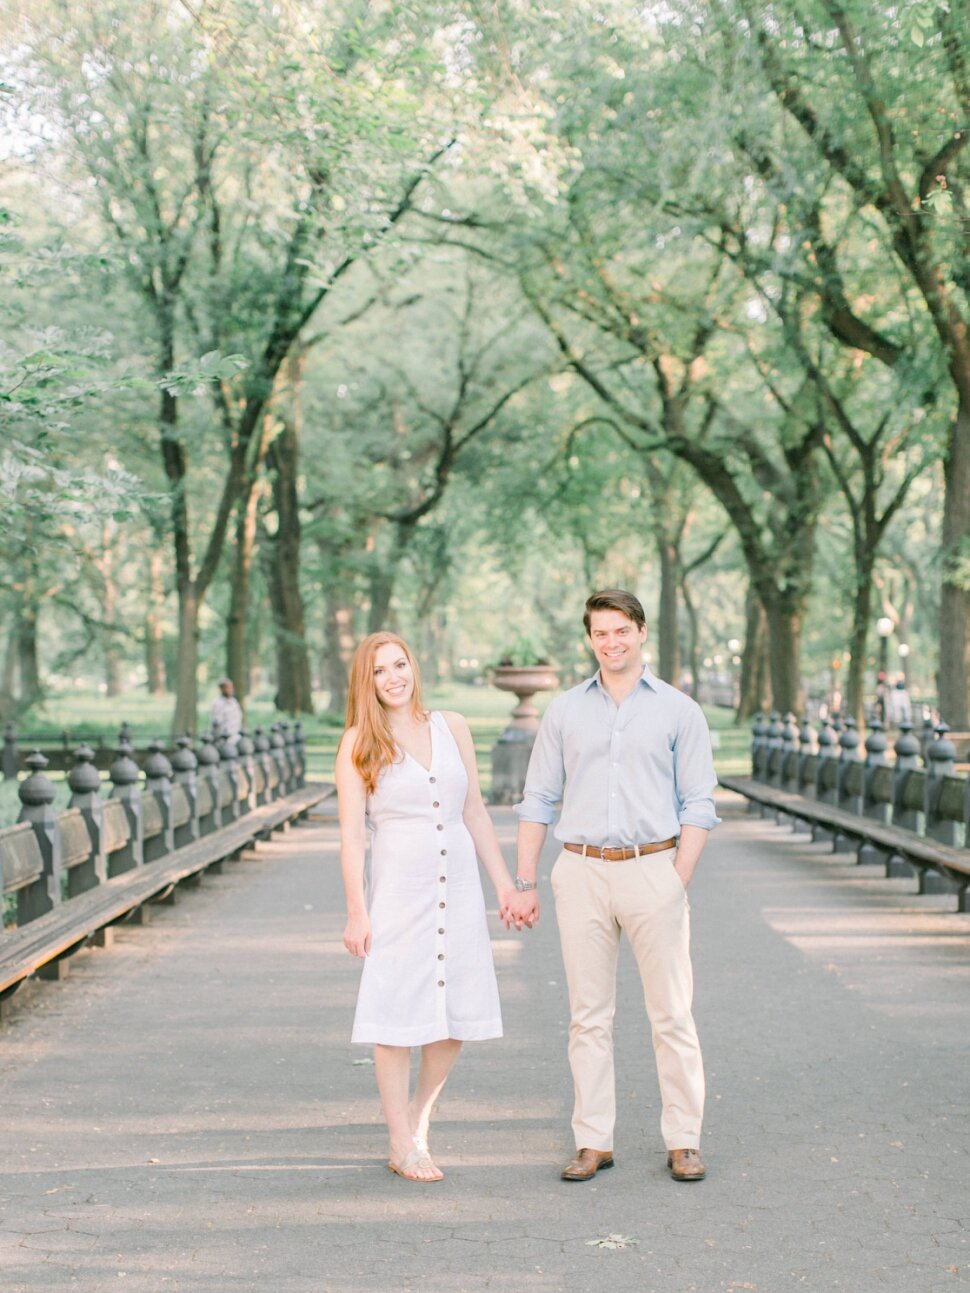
[584,663,659,693]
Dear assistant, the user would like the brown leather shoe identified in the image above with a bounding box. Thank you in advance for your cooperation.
[560,1148,615,1181]
[667,1147,705,1181]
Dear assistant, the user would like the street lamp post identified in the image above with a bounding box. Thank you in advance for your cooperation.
[876,616,893,674]
[727,638,741,709]
[876,616,893,723]
[896,642,912,722]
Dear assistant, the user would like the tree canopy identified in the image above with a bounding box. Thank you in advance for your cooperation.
[1,0,966,730]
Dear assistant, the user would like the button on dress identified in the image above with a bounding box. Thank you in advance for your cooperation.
[351,711,503,1046]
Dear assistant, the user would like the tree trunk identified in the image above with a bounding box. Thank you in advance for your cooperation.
[844,570,877,730]
[267,568,314,714]
[17,598,40,704]
[413,528,451,687]
[367,565,398,635]
[764,600,803,716]
[939,399,970,728]
[1,619,16,695]
[656,541,680,685]
[265,417,314,715]
[367,520,412,634]
[247,590,266,698]
[0,618,16,719]
[100,528,123,698]
[737,588,769,721]
[420,612,442,686]
[144,547,167,696]
[158,335,204,739]
[323,594,356,717]
[657,411,822,726]
[171,583,200,737]
[681,580,700,697]
[157,326,245,737]
[226,475,264,708]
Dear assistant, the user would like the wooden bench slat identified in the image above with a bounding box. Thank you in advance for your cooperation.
[59,809,94,870]
[719,776,970,878]
[0,822,44,893]
[170,784,191,829]
[0,783,333,995]
[102,799,130,855]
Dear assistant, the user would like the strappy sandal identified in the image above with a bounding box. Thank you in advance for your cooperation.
[387,1142,444,1183]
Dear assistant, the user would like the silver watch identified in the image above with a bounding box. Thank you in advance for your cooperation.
[514,876,538,892]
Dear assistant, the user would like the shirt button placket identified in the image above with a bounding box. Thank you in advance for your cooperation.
[608,731,618,838]
[432,772,447,1012]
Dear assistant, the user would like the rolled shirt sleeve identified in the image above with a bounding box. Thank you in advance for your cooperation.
[673,701,720,832]
[514,696,565,826]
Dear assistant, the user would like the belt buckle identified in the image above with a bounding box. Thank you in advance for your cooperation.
[601,842,621,860]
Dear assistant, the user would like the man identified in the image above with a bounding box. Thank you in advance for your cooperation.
[508,589,718,1183]
[210,676,243,739]
[886,677,912,727]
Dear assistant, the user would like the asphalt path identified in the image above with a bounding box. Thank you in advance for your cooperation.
[2,794,969,1292]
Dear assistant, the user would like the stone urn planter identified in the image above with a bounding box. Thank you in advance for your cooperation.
[489,662,560,804]
[490,664,561,733]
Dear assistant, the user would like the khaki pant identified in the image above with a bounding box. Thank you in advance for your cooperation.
[550,846,704,1151]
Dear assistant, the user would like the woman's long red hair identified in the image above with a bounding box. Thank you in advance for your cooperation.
[345,632,427,794]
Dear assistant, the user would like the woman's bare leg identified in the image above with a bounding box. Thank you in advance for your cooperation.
[371,1044,430,1179]
[409,1038,462,1153]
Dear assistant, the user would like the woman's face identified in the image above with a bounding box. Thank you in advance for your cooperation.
[372,642,415,711]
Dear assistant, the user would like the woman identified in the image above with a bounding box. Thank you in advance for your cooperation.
[337,632,519,1183]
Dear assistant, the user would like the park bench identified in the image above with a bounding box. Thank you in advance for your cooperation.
[719,712,970,912]
[0,722,334,1013]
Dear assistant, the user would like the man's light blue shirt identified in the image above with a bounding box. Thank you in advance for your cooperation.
[514,665,720,844]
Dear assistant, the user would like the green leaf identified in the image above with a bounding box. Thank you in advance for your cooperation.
[923,188,953,215]
[158,351,249,396]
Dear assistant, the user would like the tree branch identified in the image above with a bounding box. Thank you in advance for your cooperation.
[942,1,970,115]
[822,1,919,240]
[918,122,970,202]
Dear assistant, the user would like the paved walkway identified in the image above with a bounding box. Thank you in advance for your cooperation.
[2,794,970,1293]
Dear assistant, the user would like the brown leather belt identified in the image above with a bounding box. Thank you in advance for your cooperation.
[564,838,677,861]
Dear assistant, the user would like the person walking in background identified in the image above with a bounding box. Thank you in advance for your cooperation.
[210,676,243,739]
[874,671,889,725]
[886,677,912,727]
[508,589,719,1184]
[337,631,522,1183]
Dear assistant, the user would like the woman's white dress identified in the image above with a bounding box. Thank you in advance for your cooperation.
[351,711,503,1046]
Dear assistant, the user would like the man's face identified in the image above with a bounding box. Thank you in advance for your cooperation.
[587,609,647,678]
[220,682,234,697]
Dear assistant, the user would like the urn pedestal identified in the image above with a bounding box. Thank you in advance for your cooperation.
[489,665,560,804]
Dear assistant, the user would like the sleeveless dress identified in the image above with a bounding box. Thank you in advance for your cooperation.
[351,711,503,1046]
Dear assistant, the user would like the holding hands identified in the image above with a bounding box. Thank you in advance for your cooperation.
[500,888,540,931]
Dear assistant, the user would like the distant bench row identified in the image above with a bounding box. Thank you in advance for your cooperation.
[1,717,307,776]
[0,725,334,1012]
[719,712,970,912]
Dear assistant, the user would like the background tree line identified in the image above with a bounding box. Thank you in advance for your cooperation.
[1,0,966,732]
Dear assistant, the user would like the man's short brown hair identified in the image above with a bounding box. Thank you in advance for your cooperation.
[583,589,646,635]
